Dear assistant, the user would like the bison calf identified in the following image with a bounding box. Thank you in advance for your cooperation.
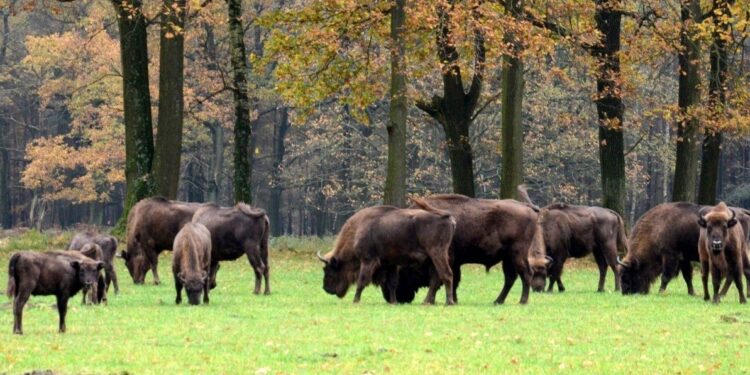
[173,223,212,305]
[318,198,456,305]
[78,243,107,305]
[69,232,119,295]
[6,251,103,334]
[698,202,747,304]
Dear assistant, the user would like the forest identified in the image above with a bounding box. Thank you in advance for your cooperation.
[1,0,749,235]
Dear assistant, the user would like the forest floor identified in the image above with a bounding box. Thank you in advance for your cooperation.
[0,232,749,374]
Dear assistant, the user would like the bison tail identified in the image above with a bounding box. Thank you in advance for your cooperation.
[6,253,20,299]
[615,213,628,257]
[409,197,451,219]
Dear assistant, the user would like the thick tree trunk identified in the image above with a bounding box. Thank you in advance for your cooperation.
[153,0,187,199]
[113,0,155,230]
[672,1,702,203]
[592,0,626,216]
[499,0,525,199]
[269,107,289,236]
[227,0,253,204]
[698,0,731,205]
[0,148,10,228]
[384,0,407,207]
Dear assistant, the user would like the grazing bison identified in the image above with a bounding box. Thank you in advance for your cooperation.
[318,199,456,304]
[619,202,750,296]
[518,186,626,292]
[7,251,103,334]
[172,223,212,305]
[192,203,270,295]
[68,232,119,295]
[123,197,203,285]
[698,203,747,304]
[78,243,107,305]
[383,194,540,305]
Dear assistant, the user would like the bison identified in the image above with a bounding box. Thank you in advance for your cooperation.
[518,186,626,292]
[7,251,103,334]
[318,198,456,305]
[123,197,203,285]
[619,202,750,296]
[172,222,212,305]
[382,194,540,305]
[698,202,747,304]
[68,231,119,295]
[192,203,270,295]
[77,243,107,305]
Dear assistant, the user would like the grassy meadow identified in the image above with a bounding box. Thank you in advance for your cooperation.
[0,232,749,374]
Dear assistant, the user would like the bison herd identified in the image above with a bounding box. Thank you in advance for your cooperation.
[6,189,750,334]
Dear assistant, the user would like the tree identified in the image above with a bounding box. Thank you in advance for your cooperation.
[227,0,253,204]
[269,106,289,236]
[153,0,188,199]
[0,4,11,228]
[384,0,407,207]
[499,0,524,199]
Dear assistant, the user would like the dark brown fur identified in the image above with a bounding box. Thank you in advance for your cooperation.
[78,243,107,305]
[172,223,212,305]
[6,251,103,334]
[320,201,456,305]
[69,232,118,295]
[698,202,747,304]
[123,197,204,285]
[192,203,270,295]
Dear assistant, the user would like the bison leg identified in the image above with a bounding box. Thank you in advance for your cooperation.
[244,246,265,295]
[106,263,119,295]
[495,260,517,305]
[422,267,440,305]
[602,242,621,292]
[730,262,747,304]
[427,252,454,305]
[700,260,710,301]
[451,265,461,303]
[711,265,722,304]
[174,273,183,305]
[353,261,378,304]
[383,266,399,304]
[659,255,680,293]
[262,263,271,295]
[203,277,210,305]
[56,295,69,333]
[719,277,732,297]
[593,250,608,293]
[208,262,220,290]
[12,291,30,335]
[547,257,565,293]
[679,259,695,296]
[150,256,161,285]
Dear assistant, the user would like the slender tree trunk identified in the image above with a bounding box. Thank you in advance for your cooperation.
[153,0,187,199]
[113,0,155,231]
[0,148,10,228]
[592,0,626,216]
[227,0,253,204]
[672,0,702,203]
[499,0,525,199]
[698,0,731,205]
[206,122,224,203]
[269,107,289,236]
[384,0,408,207]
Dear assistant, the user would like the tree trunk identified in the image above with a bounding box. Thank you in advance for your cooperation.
[206,122,224,203]
[592,0,626,217]
[269,107,290,236]
[113,0,156,231]
[227,0,253,204]
[384,0,408,207]
[153,0,187,199]
[0,148,10,228]
[499,0,525,199]
[416,2,484,197]
[672,0,702,203]
[698,0,731,205]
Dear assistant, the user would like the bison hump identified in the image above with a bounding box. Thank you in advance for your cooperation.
[236,203,267,218]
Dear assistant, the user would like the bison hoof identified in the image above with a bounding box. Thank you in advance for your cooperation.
[264,290,271,295]
[445,300,456,306]
[13,329,22,335]
[176,298,182,305]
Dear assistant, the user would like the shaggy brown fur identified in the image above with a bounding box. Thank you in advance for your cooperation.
[7,251,103,334]
[192,203,270,295]
[698,202,747,304]
[319,200,456,305]
[123,197,204,285]
[172,223,212,305]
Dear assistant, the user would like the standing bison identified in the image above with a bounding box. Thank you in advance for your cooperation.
[698,203,747,304]
[172,222,212,305]
[77,243,107,305]
[7,251,103,334]
[68,232,119,295]
[384,194,540,305]
[192,203,270,295]
[518,186,626,292]
[123,197,203,285]
[318,198,456,305]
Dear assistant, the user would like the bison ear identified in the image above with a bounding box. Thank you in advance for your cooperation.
[698,217,707,228]
[728,218,738,228]
[70,261,81,270]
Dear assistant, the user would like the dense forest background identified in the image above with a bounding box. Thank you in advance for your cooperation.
[0,0,749,235]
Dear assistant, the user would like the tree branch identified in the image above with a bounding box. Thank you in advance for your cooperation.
[416,95,443,121]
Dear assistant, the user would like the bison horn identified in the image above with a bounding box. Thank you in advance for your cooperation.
[316,250,329,264]
[545,256,553,264]
[617,256,630,268]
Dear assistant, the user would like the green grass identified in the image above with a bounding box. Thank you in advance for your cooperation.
[0,235,749,374]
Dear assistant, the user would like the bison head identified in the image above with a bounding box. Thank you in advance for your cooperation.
[318,251,355,298]
[120,250,148,284]
[618,257,649,294]
[699,204,737,255]
[71,259,104,292]
[529,256,553,292]
[178,271,208,305]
